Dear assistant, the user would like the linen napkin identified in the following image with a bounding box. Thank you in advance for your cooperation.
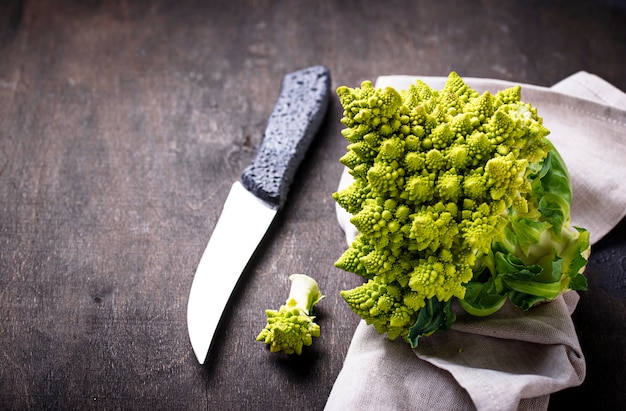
[325,72,626,411]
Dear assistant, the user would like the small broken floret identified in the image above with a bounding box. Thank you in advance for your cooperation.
[257,274,323,355]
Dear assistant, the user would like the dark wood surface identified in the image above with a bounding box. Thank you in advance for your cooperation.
[1,0,625,409]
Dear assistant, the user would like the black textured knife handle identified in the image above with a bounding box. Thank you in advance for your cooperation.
[240,65,331,209]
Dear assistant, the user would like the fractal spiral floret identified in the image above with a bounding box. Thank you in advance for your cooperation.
[333,72,590,347]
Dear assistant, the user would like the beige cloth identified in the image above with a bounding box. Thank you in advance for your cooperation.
[326,72,626,411]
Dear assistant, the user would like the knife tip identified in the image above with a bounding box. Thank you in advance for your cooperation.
[191,339,209,364]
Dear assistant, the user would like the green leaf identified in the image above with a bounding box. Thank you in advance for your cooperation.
[533,142,573,238]
[407,298,455,348]
[566,251,588,278]
[458,281,507,316]
[503,277,563,300]
[508,217,552,256]
[565,228,590,278]
[494,252,542,279]
[508,291,547,311]
[569,273,588,291]
[538,193,569,238]
[494,249,567,301]
[539,144,572,205]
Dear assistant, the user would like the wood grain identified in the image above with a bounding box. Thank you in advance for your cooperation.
[1,0,625,409]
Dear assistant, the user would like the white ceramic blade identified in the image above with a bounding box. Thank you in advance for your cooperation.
[187,181,277,364]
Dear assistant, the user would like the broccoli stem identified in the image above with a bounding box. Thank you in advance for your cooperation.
[285,274,323,315]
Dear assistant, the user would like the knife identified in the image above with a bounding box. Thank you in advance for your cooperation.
[186,65,331,364]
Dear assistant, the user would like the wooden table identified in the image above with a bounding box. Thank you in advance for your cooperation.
[1,0,625,409]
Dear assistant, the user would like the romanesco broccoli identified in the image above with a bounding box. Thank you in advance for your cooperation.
[256,274,323,354]
[334,72,590,347]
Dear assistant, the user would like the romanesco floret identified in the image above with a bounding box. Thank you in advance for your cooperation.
[256,274,323,355]
[333,72,589,347]
[340,279,417,340]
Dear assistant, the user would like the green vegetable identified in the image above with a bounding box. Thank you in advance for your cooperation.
[257,274,323,354]
[333,72,590,348]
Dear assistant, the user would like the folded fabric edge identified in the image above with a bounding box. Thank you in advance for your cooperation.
[551,71,626,109]
[414,327,585,411]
